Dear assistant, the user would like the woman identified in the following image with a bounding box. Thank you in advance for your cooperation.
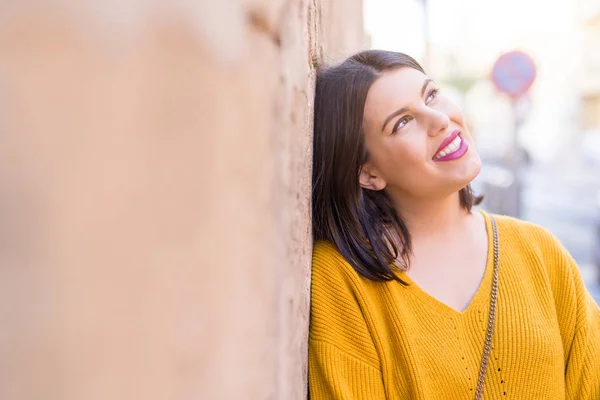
[309,50,600,399]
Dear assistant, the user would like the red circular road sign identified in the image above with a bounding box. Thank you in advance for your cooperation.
[491,51,536,100]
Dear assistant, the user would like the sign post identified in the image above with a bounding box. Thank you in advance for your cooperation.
[491,51,537,217]
[491,51,536,100]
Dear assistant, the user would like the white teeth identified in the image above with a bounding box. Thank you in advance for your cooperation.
[434,135,462,159]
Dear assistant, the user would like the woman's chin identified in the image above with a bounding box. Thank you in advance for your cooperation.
[446,155,482,192]
[469,154,483,179]
[443,150,482,182]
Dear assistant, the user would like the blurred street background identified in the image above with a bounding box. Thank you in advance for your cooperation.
[365,0,600,303]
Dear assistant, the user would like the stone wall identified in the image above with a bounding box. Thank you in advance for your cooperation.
[0,1,364,399]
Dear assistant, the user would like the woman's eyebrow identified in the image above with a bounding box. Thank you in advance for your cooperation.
[420,78,434,97]
[381,78,434,132]
[381,107,409,132]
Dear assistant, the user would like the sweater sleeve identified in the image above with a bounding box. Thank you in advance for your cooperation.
[309,242,386,399]
[541,229,600,399]
[562,254,600,399]
[309,341,386,399]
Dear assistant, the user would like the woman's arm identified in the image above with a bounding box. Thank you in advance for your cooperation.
[309,341,386,399]
[308,242,386,399]
[561,255,600,399]
[541,230,600,399]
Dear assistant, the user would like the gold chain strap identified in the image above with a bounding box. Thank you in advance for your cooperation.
[474,215,499,400]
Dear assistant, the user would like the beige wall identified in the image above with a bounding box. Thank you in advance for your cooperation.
[0,1,364,399]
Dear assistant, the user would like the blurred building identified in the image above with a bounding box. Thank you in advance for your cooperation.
[577,0,600,167]
[579,1,600,131]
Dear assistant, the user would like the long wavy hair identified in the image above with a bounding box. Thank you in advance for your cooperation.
[312,49,481,283]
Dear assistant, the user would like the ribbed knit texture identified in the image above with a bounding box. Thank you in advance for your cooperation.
[309,211,600,399]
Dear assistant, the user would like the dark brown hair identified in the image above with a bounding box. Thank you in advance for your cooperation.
[312,49,481,282]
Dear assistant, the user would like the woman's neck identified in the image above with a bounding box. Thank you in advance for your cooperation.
[390,191,472,240]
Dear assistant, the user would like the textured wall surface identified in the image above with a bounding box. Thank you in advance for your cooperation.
[0,1,363,399]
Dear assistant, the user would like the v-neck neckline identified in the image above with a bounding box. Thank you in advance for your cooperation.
[398,210,495,318]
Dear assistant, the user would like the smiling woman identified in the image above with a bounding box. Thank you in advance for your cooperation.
[309,50,600,399]
[312,50,482,283]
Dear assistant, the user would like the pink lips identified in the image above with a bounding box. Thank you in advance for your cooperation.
[435,129,460,154]
[433,129,469,162]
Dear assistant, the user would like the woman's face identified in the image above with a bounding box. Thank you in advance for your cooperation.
[360,67,482,200]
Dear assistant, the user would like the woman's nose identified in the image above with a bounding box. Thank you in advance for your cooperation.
[425,108,450,137]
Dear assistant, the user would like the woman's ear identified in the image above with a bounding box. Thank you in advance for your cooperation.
[359,163,387,191]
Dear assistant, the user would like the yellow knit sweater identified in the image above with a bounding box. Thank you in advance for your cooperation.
[309,211,600,399]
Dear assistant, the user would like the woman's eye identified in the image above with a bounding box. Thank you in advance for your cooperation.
[392,116,411,133]
[426,88,439,104]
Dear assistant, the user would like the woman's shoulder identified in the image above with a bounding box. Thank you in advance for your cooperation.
[488,211,576,277]
[313,239,340,258]
[311,240,377,290]
[488,212,561,249]
[312,240,355,278]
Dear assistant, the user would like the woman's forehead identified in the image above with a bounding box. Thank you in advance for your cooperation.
[368,68,429,108]
[363,68,429,130]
